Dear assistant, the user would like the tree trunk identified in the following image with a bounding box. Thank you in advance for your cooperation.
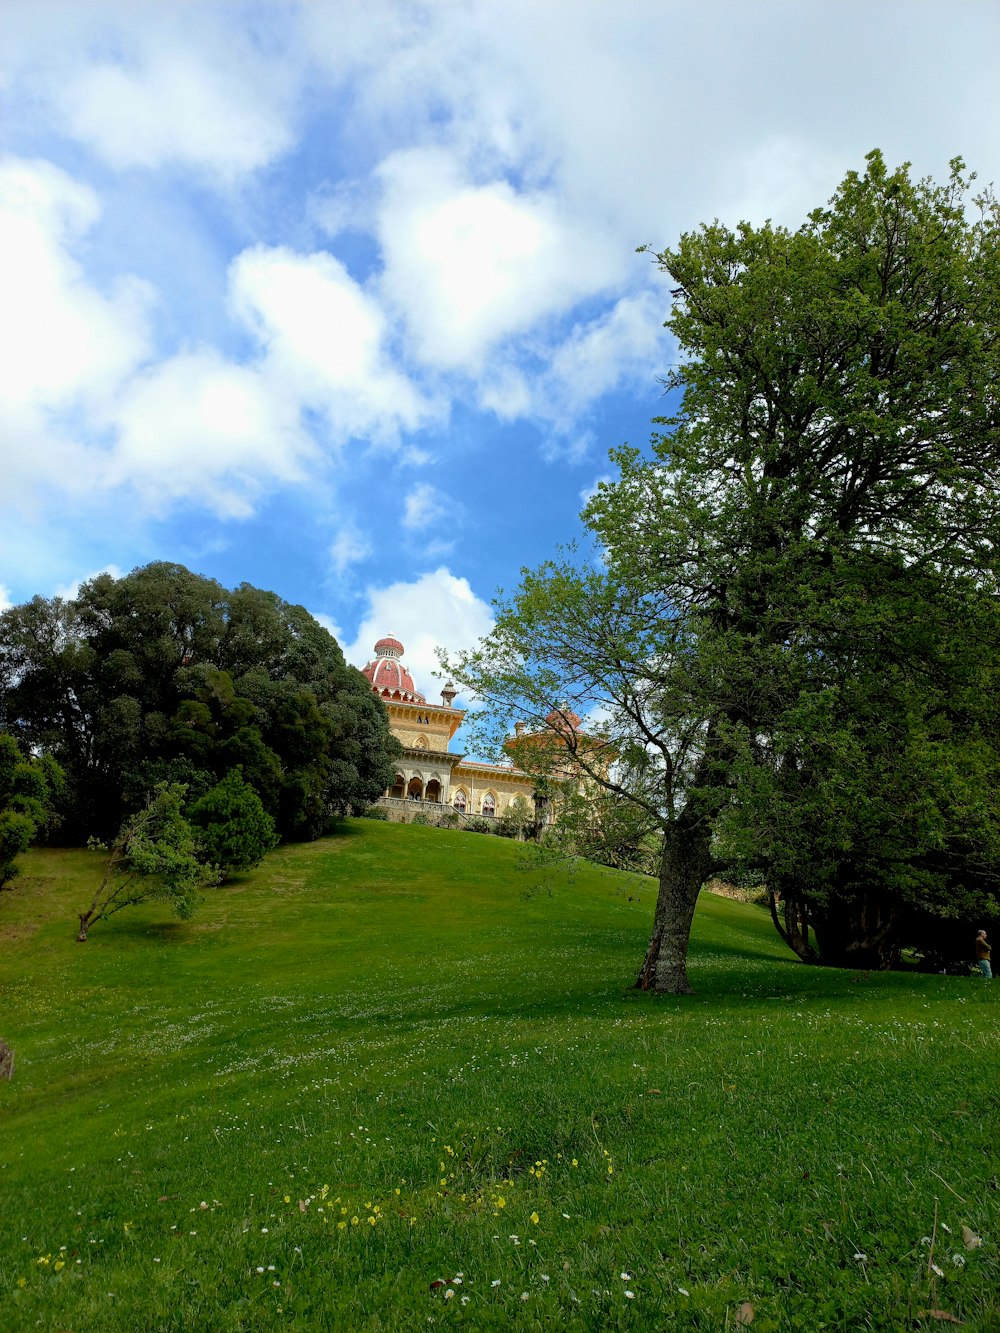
[637,815,712,995]
[769,890,820,963]
[76,912,92,942]
[811,892,899,969]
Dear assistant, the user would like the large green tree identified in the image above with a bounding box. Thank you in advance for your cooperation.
[453,152,1000,990]
[0,564,400,842]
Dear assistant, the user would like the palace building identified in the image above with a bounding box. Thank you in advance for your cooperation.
[361,634,545,821]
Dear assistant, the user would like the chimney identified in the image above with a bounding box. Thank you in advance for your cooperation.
[514,720,526,737]
[440,681,458,706]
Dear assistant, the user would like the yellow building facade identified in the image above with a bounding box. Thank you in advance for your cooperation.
[362,635,540,820]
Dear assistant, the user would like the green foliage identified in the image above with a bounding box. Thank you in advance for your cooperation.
[76,783,219,940]
[187,769,279,879]
[621,151,1000,967]
[0,563,401,843]
[0,732,64,888]
[454,152,1000,982]
[496,794,534,839]
[463,815,494,834]
[358,804,389,820]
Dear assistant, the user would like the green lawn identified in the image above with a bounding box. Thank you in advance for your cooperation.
[1,820,997,1330]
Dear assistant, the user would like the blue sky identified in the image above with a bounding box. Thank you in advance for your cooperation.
[2,0,999,704]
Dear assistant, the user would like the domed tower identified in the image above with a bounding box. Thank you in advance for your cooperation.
[361,634,465,809]
[362,634,427,703]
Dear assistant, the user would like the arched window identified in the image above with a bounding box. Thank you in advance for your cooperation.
[407,777,424,801]
[414,734,428,749]
[482,793,496,817]
[389,774,405,799]
[453,790,467,813]
[425,779,441,803]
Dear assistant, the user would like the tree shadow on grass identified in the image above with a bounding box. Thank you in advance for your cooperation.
[99,918,193,946]
[690,936,801,966]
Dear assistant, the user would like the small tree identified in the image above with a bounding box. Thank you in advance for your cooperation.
[188,768,279,879]
[76,784,217,941]
[496,795,534,839]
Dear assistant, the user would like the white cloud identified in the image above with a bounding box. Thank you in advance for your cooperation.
[0,172,442,520]
[107,348,312,518]
[399,445,433,468]
[579,472,615,507]
[721,136,853,231]
[477,290,668,443]
[0,155,151,407]
[1,2,297,180]
[329,526,372,575]
[375,147,623,372]
[311,611,345,642]
[402,482,451,531]
[0,583,12,613]
[543,292,665,415]
[229,245,435,442]
[0,155,154,504]
[52,563,124,602]
[344,567,494,703]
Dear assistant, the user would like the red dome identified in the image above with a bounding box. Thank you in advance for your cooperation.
[546,706,581,732]
[373,634,404,657]
[362,635,426,703]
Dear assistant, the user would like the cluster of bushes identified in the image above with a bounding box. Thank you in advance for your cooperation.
[0,563,401,846]
[74,774,280,941]
[0,734,65,889]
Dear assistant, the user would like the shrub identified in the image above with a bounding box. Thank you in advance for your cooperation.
[359,805,389,821]
[188,769,280,879]
[0,733,65,889]
[464,817,494,835]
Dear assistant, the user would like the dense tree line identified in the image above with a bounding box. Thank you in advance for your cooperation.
[0,563,400,846]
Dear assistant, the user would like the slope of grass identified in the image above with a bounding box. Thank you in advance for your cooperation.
[1,820,997,1331]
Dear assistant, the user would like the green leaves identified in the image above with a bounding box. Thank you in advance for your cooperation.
[0,732,65,888]
[189,769,279,878]
[77,783,219,939]
[0,564,400,843]
[454,152,1000,978]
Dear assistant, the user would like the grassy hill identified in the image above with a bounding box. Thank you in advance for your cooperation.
[1,820,997,1330]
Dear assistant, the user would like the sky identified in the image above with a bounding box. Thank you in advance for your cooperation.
[2,0,999,713]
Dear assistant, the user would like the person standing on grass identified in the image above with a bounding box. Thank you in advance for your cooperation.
[975,930,992,980]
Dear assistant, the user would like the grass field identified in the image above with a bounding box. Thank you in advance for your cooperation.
[1,820,997,1331]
